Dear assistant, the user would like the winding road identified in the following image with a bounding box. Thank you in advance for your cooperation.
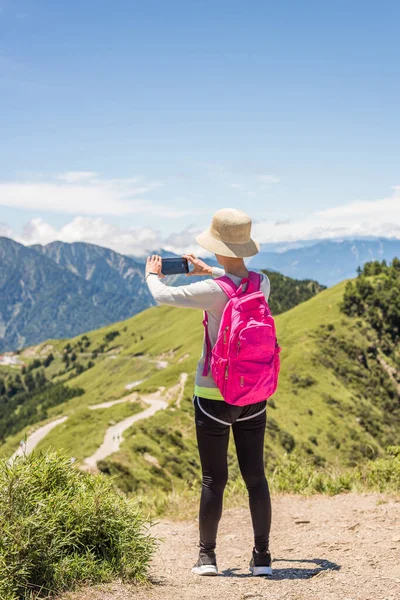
[11,416,68,460]
[10,372,187,470]
[82,392,168,471]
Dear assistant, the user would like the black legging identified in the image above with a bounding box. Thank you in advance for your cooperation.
[194,396,272,553]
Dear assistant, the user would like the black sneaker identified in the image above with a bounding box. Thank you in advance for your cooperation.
[191,550,218,576]
[249,548,272,576]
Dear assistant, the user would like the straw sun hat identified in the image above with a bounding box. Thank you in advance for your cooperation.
[196,208,260,258]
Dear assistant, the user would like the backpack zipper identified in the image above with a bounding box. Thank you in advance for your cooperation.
[225,365,229,379]
[240,376,244,387]
[237,339,241,354]
[223,326,229,344]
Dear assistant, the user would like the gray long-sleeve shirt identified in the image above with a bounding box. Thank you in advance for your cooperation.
[146,267,271,401]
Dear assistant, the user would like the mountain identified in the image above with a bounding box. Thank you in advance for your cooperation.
[1,260,399,494]
[4,234,397,353]
[31,240,152,304]
[0,238,154,352]
[0,238,321,351]
[249,238,400,286]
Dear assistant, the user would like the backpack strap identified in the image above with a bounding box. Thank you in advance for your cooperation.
[248,271,262,293]
[214,272,262,297]
[213,275,240,298]
[202,311,212,376]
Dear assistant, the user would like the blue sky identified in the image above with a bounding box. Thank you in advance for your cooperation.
[0,0,399,255]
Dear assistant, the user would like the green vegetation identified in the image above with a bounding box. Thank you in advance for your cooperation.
[94,277,400,492]
[0,450,155,600]
[262,269,326,315]
[141,446,400,520]
[1,263,399,500]
[0,369,84,442]
[342,258,400,349]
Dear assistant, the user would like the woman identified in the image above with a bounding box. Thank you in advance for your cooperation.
[146,208,272,577]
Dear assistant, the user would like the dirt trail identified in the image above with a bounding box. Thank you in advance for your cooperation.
[83,370,187,470]
[11,416,68,460]
[63,493,400,600]
[88,391,138,410]
[82,392,167,470]
[11,369,187,462]
[166,372,188,408]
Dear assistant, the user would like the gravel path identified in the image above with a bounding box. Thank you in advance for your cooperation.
[82,392,167,470]
[88,391,138,410]
[10,368,186,465]
[11,416,68,460]
[63,493,400,600]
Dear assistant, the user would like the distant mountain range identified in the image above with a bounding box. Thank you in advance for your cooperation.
[249,238,400,286]
[0,238,154,352]
[1,236,399,351]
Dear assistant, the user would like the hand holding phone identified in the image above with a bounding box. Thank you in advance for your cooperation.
[146,255,165,278]
[183,254,213,277]
[161,257,189,275]
[147,254,212,278]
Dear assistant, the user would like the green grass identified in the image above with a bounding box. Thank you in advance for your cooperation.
[139,446,400,521]
[0,450,155,600]
[3,279,400,496]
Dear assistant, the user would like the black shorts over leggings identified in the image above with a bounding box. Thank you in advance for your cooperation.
[194,395,272,553]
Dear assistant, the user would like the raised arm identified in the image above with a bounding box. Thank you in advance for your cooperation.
[145,255,225,311]
[182,254,224,279]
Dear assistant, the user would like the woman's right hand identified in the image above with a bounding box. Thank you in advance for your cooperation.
[183,254,213,277]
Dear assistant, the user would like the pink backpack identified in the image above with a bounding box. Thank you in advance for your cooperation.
[202,272,281,406]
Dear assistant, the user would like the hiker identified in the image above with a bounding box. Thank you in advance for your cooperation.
[145,208,278,577]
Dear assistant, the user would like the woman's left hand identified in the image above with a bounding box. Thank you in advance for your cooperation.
[146,255,165,278]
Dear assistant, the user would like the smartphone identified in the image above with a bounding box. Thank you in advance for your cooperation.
[161,257,189,276]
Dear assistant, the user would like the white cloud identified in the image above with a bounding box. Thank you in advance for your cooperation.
[0,173,201,218]
[253,186,400,243]
[57,171,98,183]
[256,175,280,184]
[11,216,206,258]
[317,187,400,219]
[14,217,160,256]
[4,186,400,257]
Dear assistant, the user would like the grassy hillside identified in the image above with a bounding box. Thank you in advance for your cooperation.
[1,275,399,494]
[262,268,326,315]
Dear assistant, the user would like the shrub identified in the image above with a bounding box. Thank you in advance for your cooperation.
[104,330,120,344]
[279,430,296,453]
[290,373,316,388]
[0,451,155,599]
[43,354,54,368]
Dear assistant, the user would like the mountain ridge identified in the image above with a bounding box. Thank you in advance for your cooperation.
[1,265,399,494]
[0,237,154,352]
[249,238,400,285]
[0,237,322,351]
[2,235,400,351]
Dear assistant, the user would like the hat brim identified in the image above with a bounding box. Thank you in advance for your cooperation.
[196,229,260,258]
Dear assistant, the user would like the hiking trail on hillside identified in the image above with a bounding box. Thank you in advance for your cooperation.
[82,390,168,470]
[11,372,188,467]
[63,493,400,600]
[11,416,68,460]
